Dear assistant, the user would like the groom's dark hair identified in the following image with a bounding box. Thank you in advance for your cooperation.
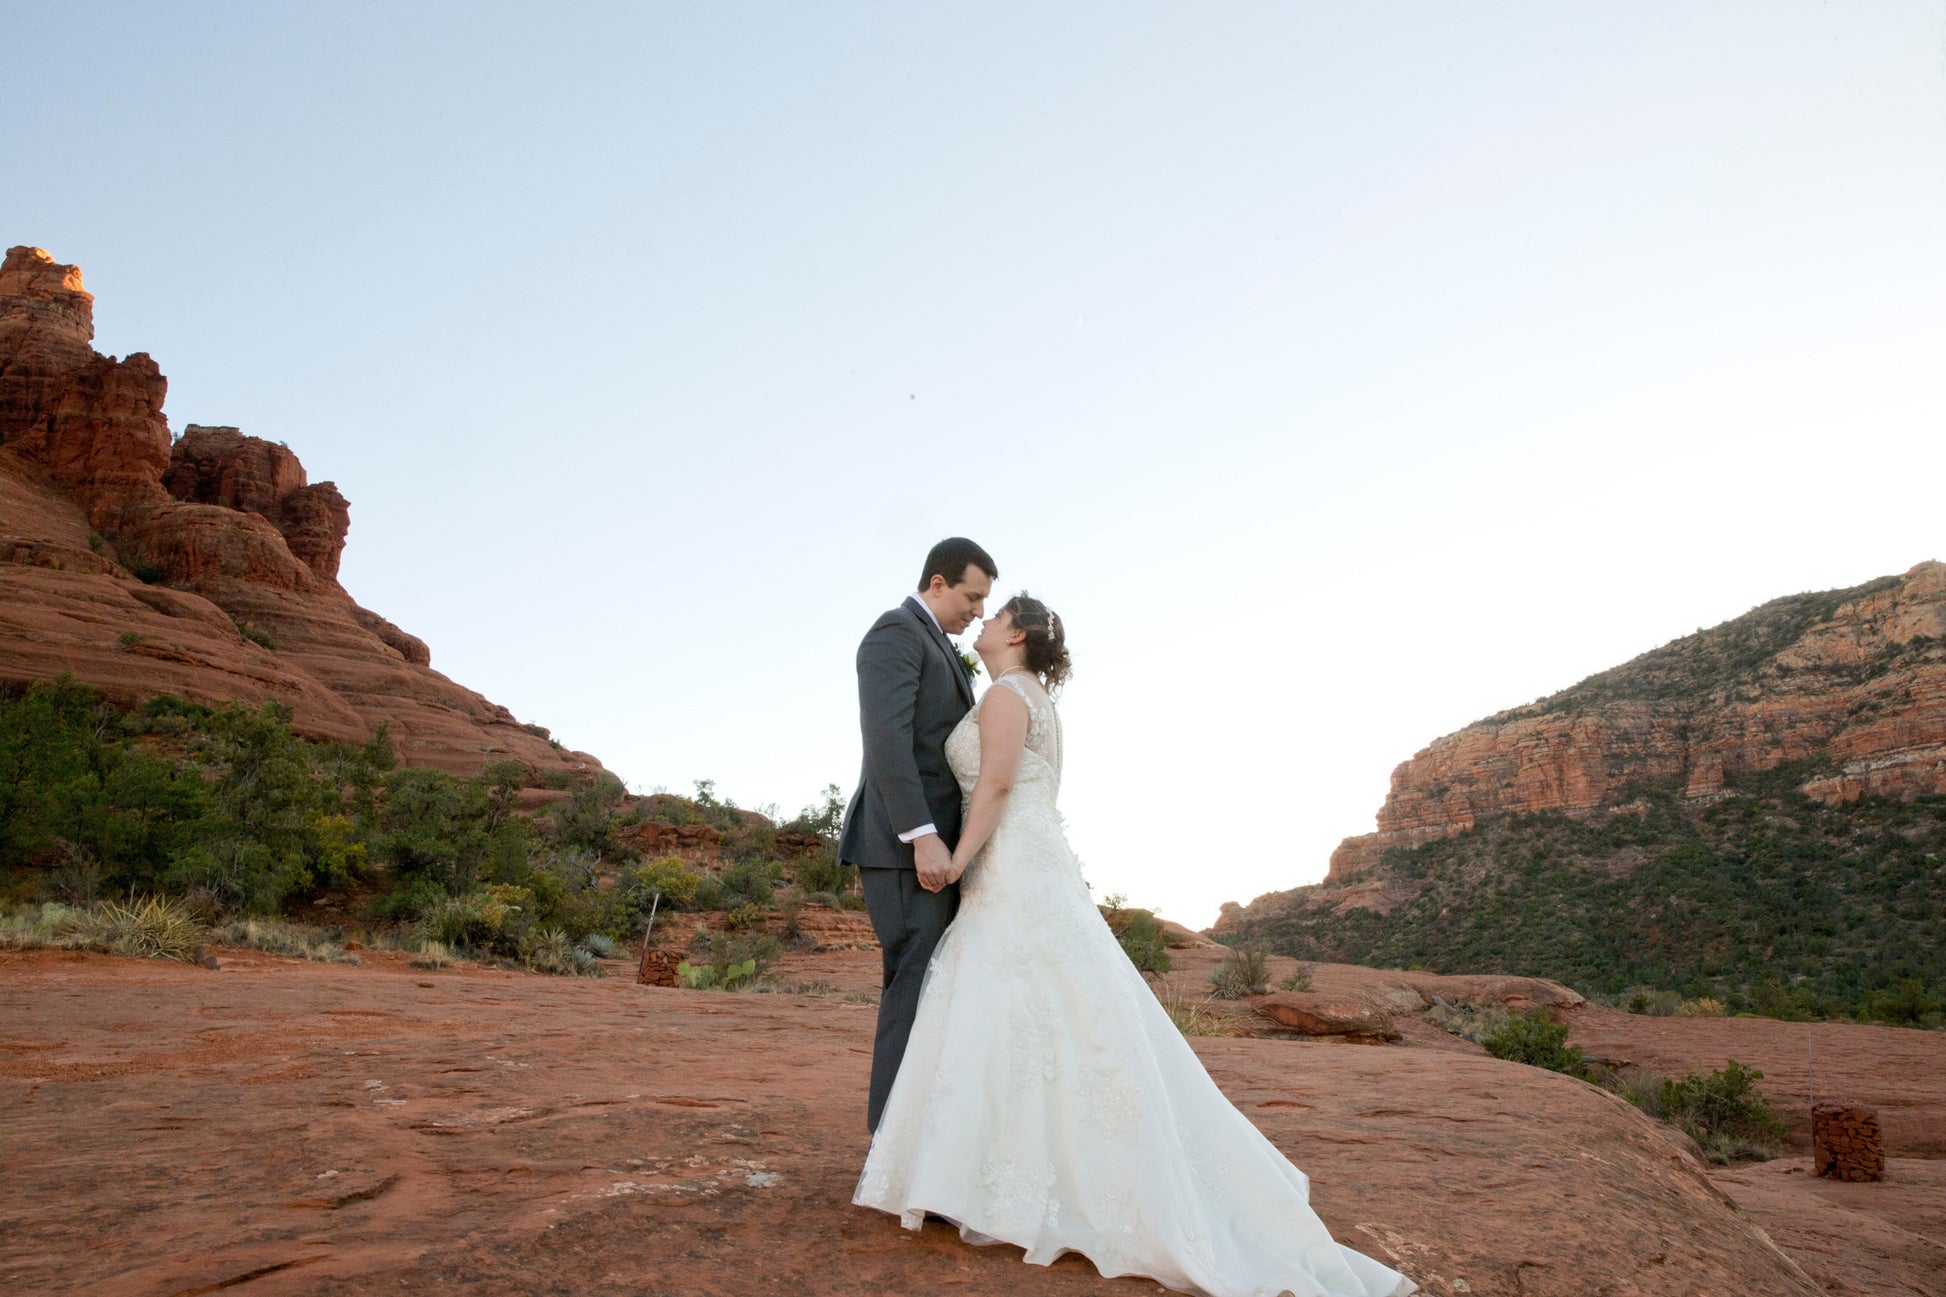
[918,537,997,591]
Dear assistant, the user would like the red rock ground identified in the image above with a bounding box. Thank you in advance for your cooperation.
[8,942,1941,1297]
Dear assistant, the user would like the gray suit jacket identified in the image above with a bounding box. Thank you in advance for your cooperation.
[838,596,976,871]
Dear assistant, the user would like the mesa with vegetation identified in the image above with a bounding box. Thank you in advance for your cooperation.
[1227,764,1946,1026]
[1219,563,1946,1029]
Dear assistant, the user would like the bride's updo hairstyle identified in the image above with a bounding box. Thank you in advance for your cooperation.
[1002,592,1071,692]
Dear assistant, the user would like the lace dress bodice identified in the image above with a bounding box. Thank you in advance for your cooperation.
[945,671,1062,797]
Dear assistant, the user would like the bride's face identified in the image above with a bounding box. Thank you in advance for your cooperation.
[973,610,1020,659]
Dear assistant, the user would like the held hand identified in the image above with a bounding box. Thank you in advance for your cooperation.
[913,834,955,893]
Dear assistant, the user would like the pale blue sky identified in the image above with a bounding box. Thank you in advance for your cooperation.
[6,2,1945,926]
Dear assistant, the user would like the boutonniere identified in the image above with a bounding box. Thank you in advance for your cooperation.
[956,647,981,683]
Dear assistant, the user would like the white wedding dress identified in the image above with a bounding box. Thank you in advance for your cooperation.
[854,674,1414,1297]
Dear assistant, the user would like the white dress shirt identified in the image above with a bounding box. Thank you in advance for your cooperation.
[899,593,946,843]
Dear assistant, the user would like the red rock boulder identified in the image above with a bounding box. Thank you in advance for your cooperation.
[1255,992,1401,1041]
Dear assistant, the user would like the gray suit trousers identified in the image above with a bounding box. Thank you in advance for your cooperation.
[861,865,959,1133]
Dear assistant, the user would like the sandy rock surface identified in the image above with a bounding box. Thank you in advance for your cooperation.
[13,946,1932,1297]
[1707,1157,1945,1297]
[1563,1003,1946,1158]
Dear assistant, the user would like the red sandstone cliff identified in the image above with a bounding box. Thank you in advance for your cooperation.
[1217,562,1946,931]
[0,245,600,777]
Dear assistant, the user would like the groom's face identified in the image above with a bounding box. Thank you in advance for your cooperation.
[929,565,992,635]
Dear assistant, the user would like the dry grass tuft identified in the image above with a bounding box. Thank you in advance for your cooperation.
[1152,978,1243,1037]
[207,918,358,963]
[749,977,878,1004]
[4,897,209,962]
[409,940,455,970]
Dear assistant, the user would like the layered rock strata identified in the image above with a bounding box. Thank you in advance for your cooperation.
[0,245,598,777]
[1217,561,1946,933]
[1340,564,1946,878]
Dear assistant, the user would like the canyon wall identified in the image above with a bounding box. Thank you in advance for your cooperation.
[1218,561,1946,933]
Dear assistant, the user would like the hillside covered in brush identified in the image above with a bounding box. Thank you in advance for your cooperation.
[1216,563,1946,1025]
[1,677,853,974]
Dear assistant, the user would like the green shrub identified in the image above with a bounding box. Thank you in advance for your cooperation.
[686,778,753,831]
[718,858,780,909]
[1481,1008,1590,1078]
[628,856,702,910]
[1620,986,1683,1016]
[721,821,776,863]
[1106,906,1171,976]
[1859,978,1944,1027]
[724,902,769,931]
[776,887,805,934]
[369,875,448,924]
[380,766,489,891]
[425,883,533,956]
[794,846,856,896]
[780,783,848,839]
[677,928,780,991]
[553,775,622,854]
[679,956,756,989]
[231,617,276,651]
[522,926,600,976]
[309,814,368,893]
[479,759,528,833]
[1207,943,1269,999]
[1613,1060,1787,1163]
[1276,963,1315,993]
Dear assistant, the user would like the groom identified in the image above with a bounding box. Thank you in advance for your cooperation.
[840,536,996,1133]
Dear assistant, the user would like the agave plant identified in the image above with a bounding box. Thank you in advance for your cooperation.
[84,896,206,962]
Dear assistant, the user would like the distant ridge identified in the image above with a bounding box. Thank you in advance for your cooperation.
[1214,564,1946,1019]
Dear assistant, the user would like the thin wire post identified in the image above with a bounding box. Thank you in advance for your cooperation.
[1807,1025,1816,1111]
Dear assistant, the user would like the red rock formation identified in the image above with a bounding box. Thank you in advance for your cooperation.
[0,247,172,519]
[1314,562,1946,884]
[162,424,350,580]
[619,819,724,858]
[0,245,601,778]
[1253,992,1402,1041]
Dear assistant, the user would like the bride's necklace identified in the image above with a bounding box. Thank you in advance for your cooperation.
[995,666,1037,682]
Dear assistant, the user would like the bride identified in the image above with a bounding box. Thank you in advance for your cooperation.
[854,593,1415,1297]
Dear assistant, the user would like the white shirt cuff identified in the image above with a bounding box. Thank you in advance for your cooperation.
[898,823,938,843]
